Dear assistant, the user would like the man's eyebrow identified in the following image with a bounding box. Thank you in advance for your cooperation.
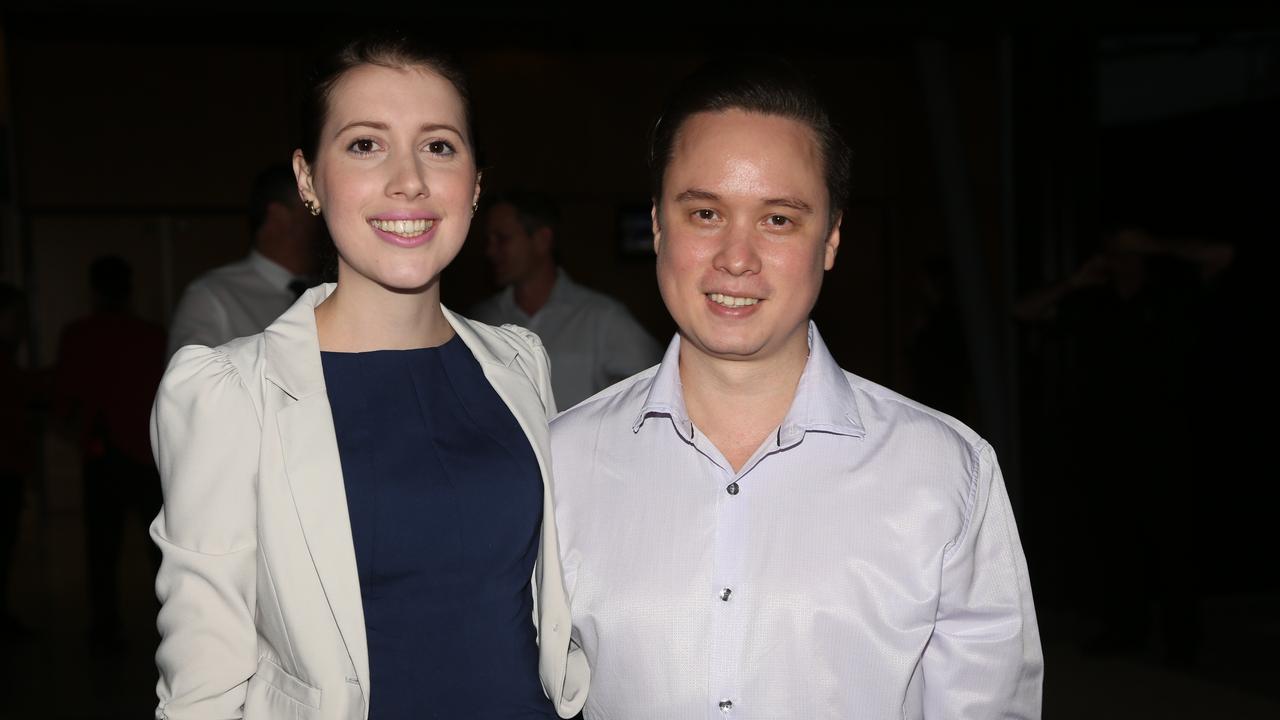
[764,197,815,214]
[674,189,720,203]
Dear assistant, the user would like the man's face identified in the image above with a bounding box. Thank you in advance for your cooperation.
[654,109,840,364]
[485,202,540,287]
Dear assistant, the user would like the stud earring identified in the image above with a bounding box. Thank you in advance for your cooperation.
[472,201,479,215]
[303,199,321,216]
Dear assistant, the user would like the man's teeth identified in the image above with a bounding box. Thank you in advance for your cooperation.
[370,218,434,236]
[708,292,759,307]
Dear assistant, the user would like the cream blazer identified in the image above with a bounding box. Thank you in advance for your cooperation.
[149,284,589,719]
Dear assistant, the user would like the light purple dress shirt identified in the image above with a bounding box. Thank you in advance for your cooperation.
[550,322,1043,719]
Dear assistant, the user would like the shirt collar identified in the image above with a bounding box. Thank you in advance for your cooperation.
[248,249,296,292]
[632,321,865,445]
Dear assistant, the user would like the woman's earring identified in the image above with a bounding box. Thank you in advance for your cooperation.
[303,199,321,216]
[472,201,479,216]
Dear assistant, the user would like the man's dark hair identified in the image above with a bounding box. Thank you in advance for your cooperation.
[89,255,132,305]
[486,190,562,239]
[249,164,302,236]
[649,56,852,230]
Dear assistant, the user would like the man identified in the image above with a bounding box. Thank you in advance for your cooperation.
[167,164,322,357]
[551,59,1042,718]
[470,191,662,408]
[55,256,166,651]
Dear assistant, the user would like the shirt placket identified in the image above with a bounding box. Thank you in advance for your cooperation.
[700,442,750,719]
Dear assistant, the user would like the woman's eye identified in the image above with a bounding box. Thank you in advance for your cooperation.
[348,138,380,155]
[426,140,456,156]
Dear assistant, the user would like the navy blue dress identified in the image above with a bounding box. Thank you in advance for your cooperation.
[321,335,555,719]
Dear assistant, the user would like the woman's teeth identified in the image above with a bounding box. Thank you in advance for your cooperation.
[708,292,759,307]
[370,218,434,237]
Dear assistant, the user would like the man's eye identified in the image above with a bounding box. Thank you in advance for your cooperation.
[694,209,718,221]
[348,138,380,155]
[767,215,791,227]
[426,140,456,156]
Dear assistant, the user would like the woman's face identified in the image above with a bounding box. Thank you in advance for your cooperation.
[294,63,479,293]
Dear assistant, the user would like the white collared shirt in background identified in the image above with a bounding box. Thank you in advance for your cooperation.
[167,250,302,358]
[470,268,662,409]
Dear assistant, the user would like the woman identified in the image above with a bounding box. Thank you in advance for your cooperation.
[151,36,588,719]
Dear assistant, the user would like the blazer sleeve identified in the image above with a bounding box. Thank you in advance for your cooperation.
[921,442,1044,719]
[149,345,260,720]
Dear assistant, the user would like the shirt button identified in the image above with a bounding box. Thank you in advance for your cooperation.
[726,482,739,495]
[720,587,732,601]
[719,699,733,711]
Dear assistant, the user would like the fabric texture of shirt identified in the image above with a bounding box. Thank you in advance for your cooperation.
[550,322,1043,720]
[320,336,554,718]
[167,250,302,358]
[470,269,662,409]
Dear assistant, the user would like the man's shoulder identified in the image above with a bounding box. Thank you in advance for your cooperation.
[184,256,262,295]
[550,365,659,434]
[560,280,631,315]
[842,369,986,452]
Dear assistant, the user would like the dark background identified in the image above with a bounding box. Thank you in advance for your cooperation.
[1,2,1277,717]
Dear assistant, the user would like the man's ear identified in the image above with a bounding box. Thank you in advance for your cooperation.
[823,211,842,271]
[651,202,662,256]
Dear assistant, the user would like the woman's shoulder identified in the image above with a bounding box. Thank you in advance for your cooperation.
[159,334,267,418]
[449,311,546,358]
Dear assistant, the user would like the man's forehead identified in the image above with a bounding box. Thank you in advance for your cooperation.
[668,110,825,204]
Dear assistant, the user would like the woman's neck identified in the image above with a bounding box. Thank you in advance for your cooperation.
[314,272,454,352]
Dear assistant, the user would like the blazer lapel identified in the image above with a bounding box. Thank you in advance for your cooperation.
[264,285,371,710]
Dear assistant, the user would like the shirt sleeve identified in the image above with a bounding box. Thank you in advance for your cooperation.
[921,442,1043,719]
[167,283,232,360]
[150,346,260,719]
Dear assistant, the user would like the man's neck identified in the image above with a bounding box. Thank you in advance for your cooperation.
[512,262,559,317]
[255,234,311,278]
[679,329,810,472]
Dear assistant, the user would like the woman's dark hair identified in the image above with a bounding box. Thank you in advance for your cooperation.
[298,34,475,165]
[649,57,851,230]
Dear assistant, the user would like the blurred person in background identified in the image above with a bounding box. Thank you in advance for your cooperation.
[54,256,166,653]
[1015,226,1234,665]
[471,190,661,408]
[166,164,324,358]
